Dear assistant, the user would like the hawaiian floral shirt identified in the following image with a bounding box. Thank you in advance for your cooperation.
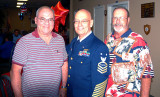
[105,28,154,97]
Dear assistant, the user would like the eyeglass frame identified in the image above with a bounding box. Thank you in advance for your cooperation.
[73,19,90,25]
[112,17,128,21]
[37,17,55,23]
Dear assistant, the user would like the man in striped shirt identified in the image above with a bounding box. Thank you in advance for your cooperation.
[10,6,68,97]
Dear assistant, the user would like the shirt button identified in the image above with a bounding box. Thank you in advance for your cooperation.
[81,61,83,64]
[68,75,70,77]
[69,66,72,69]
[68,84,69,87]
[71,57,73,60]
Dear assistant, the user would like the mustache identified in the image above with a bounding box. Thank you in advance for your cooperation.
[113,24,123,26]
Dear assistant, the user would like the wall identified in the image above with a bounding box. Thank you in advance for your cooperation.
[130,0,160,96]
[2,8,36,33]
[69,0,126,41]
[70,0,160,96]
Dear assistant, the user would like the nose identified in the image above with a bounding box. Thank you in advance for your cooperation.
[116,18,120,24]
[115,18,120,24]
[44,19,50,24]
[78,21,83,26]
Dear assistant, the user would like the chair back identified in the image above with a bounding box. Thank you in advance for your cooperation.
[0,74,14,97]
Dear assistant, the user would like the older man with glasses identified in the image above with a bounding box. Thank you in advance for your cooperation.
[105,7,154,97]
[10,6,68,97]
[66,9,110,97]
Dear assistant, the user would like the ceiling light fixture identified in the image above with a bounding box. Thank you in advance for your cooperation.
[17,0,28,1]
[17,2,24,5]
[16,5,21,8]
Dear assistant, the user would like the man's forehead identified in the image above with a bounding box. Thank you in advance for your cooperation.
[113,9,127,17]
[114,9,127,14]
[38,8,54,16]
[75,11,91,20]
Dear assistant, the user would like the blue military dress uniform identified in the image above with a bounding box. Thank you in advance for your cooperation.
[66,32,110,97]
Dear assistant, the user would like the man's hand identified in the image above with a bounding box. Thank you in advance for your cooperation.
[59,88,67,97]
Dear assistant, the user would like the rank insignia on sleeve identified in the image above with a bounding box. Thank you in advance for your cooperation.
[97,56,108,74]
[78,49,90,57]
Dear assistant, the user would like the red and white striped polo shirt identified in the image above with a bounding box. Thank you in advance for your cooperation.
[12,29,67,97]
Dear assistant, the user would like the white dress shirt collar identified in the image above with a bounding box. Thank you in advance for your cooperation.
[77,31,92,42]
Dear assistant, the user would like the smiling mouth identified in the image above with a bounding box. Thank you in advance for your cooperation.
[114,24,123,26]
[78,27,84,30]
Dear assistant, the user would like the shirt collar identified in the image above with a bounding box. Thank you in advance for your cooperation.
[77,31,92,42]
[32,28,57,38]
[112,28,132,38]
[121,28,132,38]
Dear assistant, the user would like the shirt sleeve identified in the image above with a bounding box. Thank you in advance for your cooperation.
[63,45,68,62]
[61,37,68,62]
[132,38,154,79]
[12,38,27,66]
[138,45,154,78]
[91,44,110,97]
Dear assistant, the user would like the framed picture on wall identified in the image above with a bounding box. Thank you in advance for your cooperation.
[141,2,155,18]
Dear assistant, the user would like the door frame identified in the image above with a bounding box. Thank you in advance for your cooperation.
[93,5,105,41]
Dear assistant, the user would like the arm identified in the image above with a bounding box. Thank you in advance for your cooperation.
[59,61,68,97]
[10,64,23,97]
[61,61,68,87]
[91,44,110,97]
[140,78,151,97]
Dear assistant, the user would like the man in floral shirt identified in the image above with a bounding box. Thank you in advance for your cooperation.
[105,7,154,97]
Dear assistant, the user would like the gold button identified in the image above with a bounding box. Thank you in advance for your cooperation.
[68,84,69,86]
[81,61,83,64]
[71,57,73,60]
[69,66,72,69]
[68,75,70,77]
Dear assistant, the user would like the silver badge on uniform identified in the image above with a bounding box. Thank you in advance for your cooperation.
[97,55,108,74]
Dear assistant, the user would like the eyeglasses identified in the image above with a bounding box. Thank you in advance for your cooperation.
[113,17,127,21]
[73,19,89,25]
[37,17,55,23]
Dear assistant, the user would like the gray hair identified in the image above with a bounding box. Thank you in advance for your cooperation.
[113,7,130,17]
[36,6,55,18]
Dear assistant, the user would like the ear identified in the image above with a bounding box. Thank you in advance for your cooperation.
[127,17,130,24]
[35,17,38,24]
[90,19,93,27]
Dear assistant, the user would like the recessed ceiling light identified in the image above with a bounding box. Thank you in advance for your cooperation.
[16,5,21,8]
[17,2,24,5]
[17,0,28,1]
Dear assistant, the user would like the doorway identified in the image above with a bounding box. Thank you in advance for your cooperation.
[94,5,105,41]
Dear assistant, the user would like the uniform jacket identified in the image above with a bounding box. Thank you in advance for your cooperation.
[66,32,110,97]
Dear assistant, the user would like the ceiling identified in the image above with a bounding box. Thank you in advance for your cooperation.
[0,0,70,9]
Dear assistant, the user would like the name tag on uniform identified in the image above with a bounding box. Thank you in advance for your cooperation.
[78,49,90,57]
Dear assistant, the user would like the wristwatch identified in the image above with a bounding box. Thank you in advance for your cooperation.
[61,86,67,88]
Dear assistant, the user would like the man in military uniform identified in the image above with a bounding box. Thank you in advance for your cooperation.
[66,9,110,97]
